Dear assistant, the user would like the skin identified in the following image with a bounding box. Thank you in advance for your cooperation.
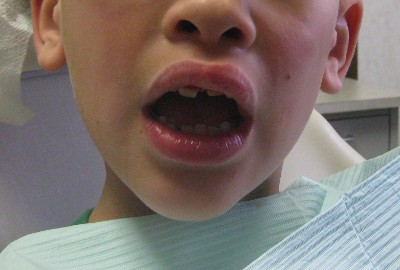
[31,0,363,222]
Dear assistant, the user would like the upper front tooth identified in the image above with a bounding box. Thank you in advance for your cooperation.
[225,93,233,99]
[178,88,198,98]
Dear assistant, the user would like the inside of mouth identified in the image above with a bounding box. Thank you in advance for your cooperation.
[149,90,243,136]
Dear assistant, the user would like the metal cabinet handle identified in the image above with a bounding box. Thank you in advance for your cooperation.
[342,136,355,147]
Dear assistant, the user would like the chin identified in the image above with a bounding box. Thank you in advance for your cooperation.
[135,168,248,222]
[151,199,237,222]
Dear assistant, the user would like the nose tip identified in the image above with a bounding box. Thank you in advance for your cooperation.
[162,0,256,50]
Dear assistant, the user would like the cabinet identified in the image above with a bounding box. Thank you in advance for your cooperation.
[323,109,396,159]
[316,79,400,159]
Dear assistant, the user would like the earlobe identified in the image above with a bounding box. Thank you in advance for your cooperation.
[31,0,65,71]
[322,55,342,94]
[321,1,363,94]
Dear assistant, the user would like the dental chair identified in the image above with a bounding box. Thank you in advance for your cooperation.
[0,64,364,251]
[281,109,365,190]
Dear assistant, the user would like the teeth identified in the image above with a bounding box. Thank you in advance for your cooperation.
[178,88,198,98]
[167,123,177,130]
[156,115,238,136]
[181,125,195,134]
[159,116,168,124]
[219,121,232,133]
[194,124,207,136]
[175,87,233,100]
[225,93,233,99]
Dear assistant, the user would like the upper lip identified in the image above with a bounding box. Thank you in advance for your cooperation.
[144,61,255,118]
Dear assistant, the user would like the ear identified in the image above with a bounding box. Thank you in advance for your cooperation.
[321,1,363,94]
[31,0,65,71]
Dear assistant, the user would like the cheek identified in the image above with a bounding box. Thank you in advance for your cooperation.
[252,1,337,85]
[61,1,165,120]
[251,21,335,168]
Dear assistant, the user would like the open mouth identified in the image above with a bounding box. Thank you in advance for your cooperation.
[142,61,254,164]
[147,87,244,136]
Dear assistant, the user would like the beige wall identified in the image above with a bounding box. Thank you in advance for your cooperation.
[359,0,400,89]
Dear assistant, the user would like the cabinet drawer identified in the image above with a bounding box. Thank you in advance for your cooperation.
[325,111,390,159]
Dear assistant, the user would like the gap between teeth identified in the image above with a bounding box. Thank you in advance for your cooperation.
[159,115,235,136]
[177,87,232,99]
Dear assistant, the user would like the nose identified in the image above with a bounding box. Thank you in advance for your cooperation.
[162,0,256,50]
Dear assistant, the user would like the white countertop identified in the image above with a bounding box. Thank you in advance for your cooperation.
[316,78,400,114]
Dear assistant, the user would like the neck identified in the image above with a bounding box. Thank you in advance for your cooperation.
[242,165,281,202]
[89,164,154,223]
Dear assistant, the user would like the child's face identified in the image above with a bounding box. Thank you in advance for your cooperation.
[37,0,357,221]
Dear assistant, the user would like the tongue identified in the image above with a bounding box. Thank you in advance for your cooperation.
[152,92,240,127]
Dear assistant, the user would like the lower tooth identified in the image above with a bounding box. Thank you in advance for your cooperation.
[159,116,168,124]
[163,120,237,135]
[167,123,177,130]
[195,124,207,135]
[181,125,194,134]
[219,121,232,133]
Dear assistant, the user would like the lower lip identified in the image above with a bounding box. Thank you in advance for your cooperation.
[143,115,251,165]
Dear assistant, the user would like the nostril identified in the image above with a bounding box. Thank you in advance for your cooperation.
[223,27,243,40]
[177,20,198,33]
